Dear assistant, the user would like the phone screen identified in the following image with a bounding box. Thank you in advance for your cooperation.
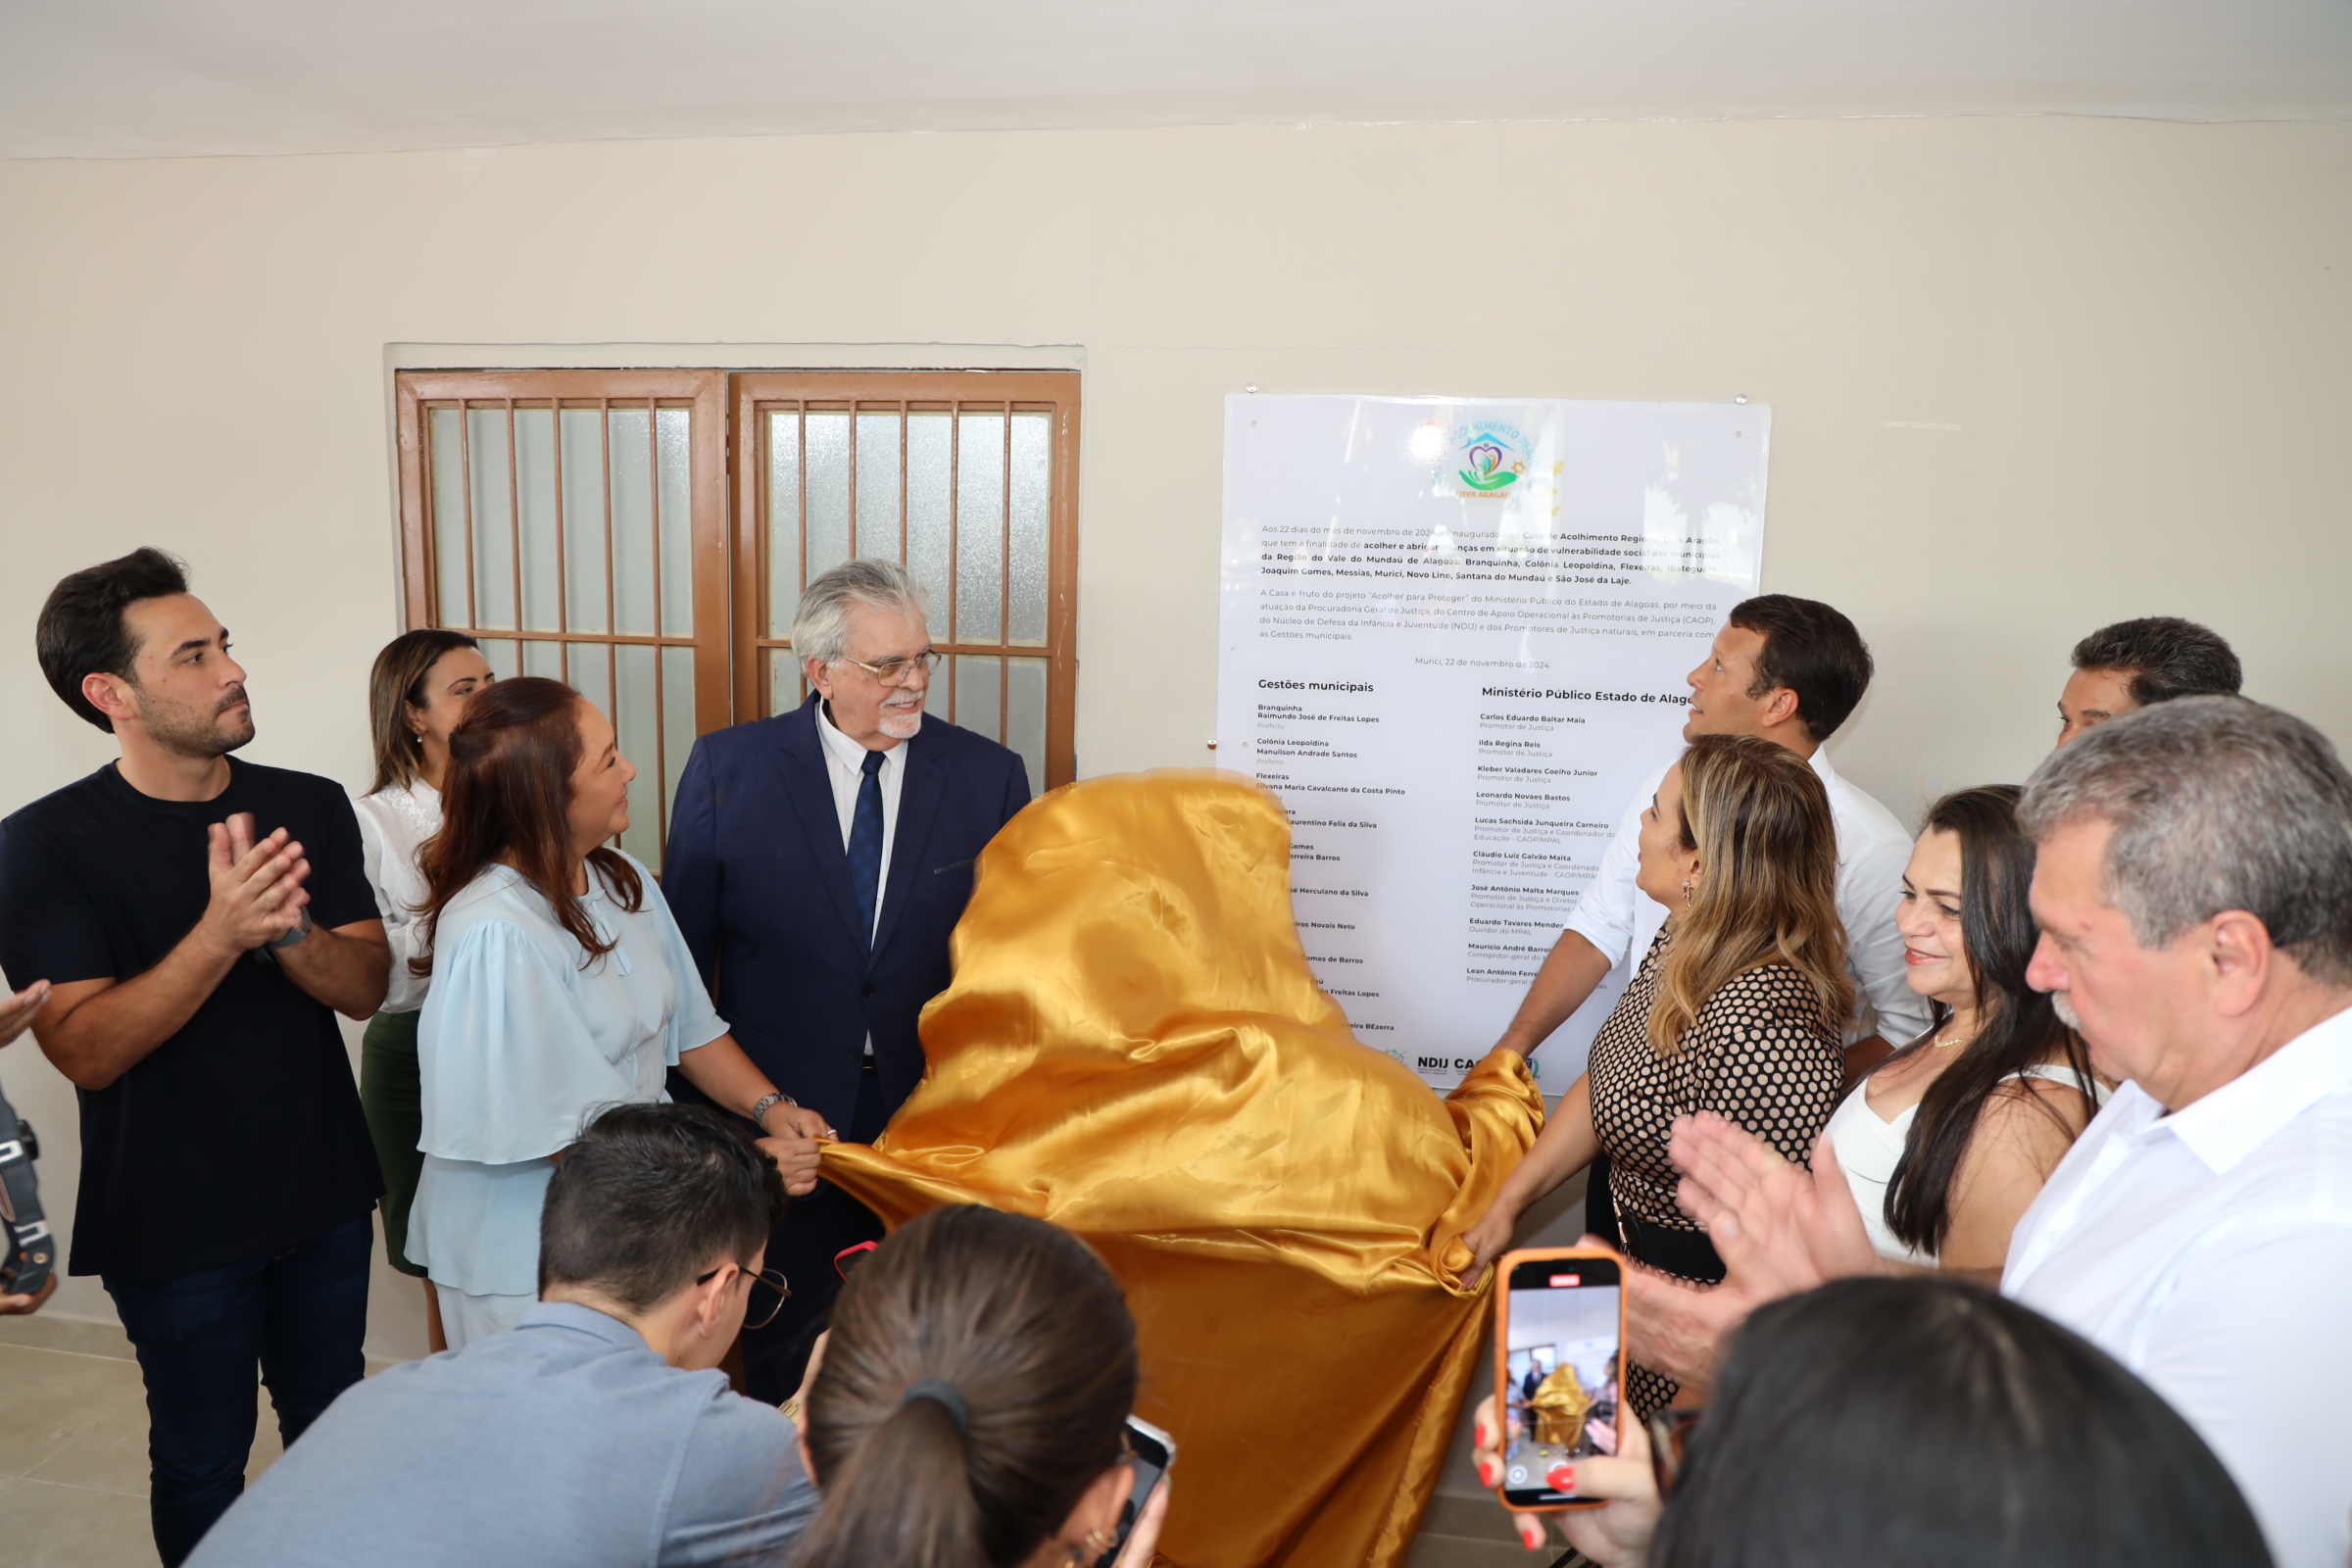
[1499,1255,1624,1509]
[1093,1414,1175,1568]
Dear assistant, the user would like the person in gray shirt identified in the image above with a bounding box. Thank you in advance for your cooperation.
[186,1102,818,1568]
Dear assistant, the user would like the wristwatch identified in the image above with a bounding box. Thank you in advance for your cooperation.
[266,906,314,950]
[750,1091,796,1132]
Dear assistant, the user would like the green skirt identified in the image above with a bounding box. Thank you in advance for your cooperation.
[360,1009,429,1278]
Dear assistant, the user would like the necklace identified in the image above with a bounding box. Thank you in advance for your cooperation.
[1931,1030,1975,1050]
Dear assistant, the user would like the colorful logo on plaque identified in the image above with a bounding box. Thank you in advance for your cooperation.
[1451,421,1529,496]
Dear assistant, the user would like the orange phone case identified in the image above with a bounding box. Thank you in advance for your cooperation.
[1491,1244,1629,1512]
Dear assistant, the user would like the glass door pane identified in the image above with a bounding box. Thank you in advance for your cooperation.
[955,412,1004,643]
[413,380,715,872]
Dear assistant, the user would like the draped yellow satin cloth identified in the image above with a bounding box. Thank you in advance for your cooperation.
[1531,1366,1593,1449]
[819,770,1544,1568]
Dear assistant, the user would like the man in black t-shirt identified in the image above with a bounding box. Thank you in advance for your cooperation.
[0,549,389,1566]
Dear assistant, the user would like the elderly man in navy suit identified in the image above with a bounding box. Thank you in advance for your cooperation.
[664,559,1030,1400]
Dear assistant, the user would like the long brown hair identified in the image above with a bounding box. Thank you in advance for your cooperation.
[410,676,642,975]
[1649,734,1853,1053]
[366,628,481,794]
[796,1205,1140,1568]
[1884,787,2094,1253]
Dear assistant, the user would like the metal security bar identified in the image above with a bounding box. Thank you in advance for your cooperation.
[395,369,729,870]
[730,371,1080,794]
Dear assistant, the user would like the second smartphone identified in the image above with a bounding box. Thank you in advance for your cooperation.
[1492,1245,1627,1511]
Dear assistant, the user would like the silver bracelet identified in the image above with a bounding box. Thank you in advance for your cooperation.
[750,1091,795,1131]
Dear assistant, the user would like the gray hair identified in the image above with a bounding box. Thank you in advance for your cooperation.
[2018,696,2352,984]
[790,559,932,664]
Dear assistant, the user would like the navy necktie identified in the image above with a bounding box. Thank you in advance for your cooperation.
[847,749,887,947]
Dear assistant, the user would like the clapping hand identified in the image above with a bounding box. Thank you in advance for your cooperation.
[1622,1112,1885,1393]
[1670,1112,1879,1292]
[1468,1393,1658,1563]
[200,813,311,955]
[1624,1262,1757,1393]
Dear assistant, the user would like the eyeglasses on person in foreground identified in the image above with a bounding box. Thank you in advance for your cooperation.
[697,1263,793,1332]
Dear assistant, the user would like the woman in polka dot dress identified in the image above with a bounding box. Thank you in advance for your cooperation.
[1464,733,1851,1419]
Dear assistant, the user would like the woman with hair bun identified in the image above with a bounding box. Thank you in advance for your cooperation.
[794,1203,1167,1568]
[405,676,832,1348]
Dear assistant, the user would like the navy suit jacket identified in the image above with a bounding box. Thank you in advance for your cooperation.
[662,695,1031,1134]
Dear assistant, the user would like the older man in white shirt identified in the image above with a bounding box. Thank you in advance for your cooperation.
[1655,697,2352,1568]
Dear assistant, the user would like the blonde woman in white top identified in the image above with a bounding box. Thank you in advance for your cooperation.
[1825,785,2101,1275]
[353,629,493,1351]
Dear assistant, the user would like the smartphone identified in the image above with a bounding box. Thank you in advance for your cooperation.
[1493,1245,1626,1511]
[1093,1413,1176,1568]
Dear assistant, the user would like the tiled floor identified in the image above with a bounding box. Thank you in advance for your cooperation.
[0,1314,284,1568]
[1402,1495,1544,1567]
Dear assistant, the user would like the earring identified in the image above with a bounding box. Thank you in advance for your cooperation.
[1681,878,1696,907]
[1071,1528,1113,1565]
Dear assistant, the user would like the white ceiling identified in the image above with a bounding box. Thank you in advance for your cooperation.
[4,0,2349,161]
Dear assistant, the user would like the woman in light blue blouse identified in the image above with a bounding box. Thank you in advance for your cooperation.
[405,677,830,1348]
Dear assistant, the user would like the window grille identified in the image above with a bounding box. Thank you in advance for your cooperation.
[395,368,1077,867]
[730,371,1078,798]
[396,369,728,868]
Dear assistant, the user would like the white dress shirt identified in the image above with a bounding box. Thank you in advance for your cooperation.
[815,702,908,1060]
[2002,1007,2352,1568]
[352,779,441,1014]
[814,701,908,941]
[1562,746,1930,1048]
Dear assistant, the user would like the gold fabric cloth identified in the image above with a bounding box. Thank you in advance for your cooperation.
[1530,1366,1593,1449]
[820,771,1544,1567]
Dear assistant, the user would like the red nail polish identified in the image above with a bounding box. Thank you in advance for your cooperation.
[1475,1421,1489,1448]
[1478,1457,1499,1488]
[1547,1462,1575,1492]
[1519,1516,1545,1549]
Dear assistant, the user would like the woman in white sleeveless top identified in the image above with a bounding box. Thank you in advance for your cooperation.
[1826,786,2102,1274]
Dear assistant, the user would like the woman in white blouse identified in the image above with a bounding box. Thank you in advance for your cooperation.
[405,676,829,1348]
[353,629,494,1352]
[1825,785,2101,1274]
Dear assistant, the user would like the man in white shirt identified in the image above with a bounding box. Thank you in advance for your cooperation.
[1491,595,1929,1087]
[1657,697,2352,1568]
[1998,696,2352,1568]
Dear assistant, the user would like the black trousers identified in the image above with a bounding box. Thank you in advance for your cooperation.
[741,1056,891,1404]
[106,1215,372,1564]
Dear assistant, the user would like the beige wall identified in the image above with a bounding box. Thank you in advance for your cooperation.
[1,116,2346,1353]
